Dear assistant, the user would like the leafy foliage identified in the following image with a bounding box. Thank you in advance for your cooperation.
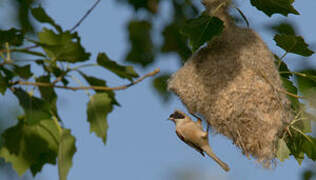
[31,6,63,33]
[0,28,24,48]
[152,74,171,102]
[276,139,290,162]
[13,64,33,80]
[37,28,91,62]
[87,93,113,144]
[0,118,61,176]
[250,0,299,17]
[117,0,160,13]
[274,34,314,57]
[270,22,296,35]
[161,22,192,61]
[58,129,76,180]
[97,53,139,81]
[180,13,224,52]
[13,88,52,125]
[125,20,155,67]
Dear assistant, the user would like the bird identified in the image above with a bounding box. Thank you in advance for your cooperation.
[168,110,230,172]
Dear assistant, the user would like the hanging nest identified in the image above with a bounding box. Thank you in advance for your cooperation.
[167,0,294,166]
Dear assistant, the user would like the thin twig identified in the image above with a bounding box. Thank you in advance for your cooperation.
[70,0,101,32]
[12,68,160,91]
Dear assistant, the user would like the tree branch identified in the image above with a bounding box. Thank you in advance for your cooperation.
[70,0,101,32]
[12,68,160,91]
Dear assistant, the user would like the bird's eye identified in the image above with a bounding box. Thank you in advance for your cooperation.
[170,112,185,119]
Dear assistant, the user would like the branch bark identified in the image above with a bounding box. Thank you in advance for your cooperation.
[12,68,160,91]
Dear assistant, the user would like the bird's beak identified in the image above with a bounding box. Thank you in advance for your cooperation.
[167,117,174,122]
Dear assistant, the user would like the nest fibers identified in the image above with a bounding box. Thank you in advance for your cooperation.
[168,0,293,165]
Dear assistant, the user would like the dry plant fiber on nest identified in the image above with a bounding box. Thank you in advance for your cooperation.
[167,0,294,166]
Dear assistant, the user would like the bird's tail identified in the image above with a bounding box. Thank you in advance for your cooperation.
[202,145,230,172]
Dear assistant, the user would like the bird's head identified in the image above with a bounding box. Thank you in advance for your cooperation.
[168,110,186,124]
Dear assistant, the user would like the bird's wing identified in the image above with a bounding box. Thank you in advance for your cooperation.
[176,130,205,157]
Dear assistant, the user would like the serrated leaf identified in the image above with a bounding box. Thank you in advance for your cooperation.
[250,0,299,17]
[152,74,171,102]
[97,53,139,81]
[31,6,62,33]
[87,93,113,144]
[58,129,76,180]
[0,72,8,95]
[38,28,90,63]
[125,20,155,67]
[13,88,52,124]
[161,22,192,61]
[78,71,120,106]
[0,28,24,47]
[281,77,300,110]
[180,13,224,52]
[274,34,314,57]
[13,64,33,80]
[0,119,61,176]
[277,139,290,162]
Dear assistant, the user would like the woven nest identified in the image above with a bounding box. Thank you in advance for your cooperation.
[168,0,293,165]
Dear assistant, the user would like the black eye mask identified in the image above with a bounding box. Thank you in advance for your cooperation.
[169,111,185,119]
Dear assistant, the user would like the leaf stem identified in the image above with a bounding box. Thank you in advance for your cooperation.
[290,126,315,145]
[11,68,160,91]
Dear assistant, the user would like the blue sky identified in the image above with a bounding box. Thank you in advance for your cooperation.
[0,0,316,180]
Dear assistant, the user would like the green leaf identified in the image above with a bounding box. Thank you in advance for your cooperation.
[281,77,300,110]
[274,34,314,57]
[161,22,192,61]
[117,0,159,13]
[38,28,90,63]
[0,119,61,176]
[180,13,224,52]
[97,53,139,81]
[31,6,62,33]
[271,22,296,35]
[302,136,316,161]
[87,93,113,144]
[36,75,60,119]
[58,129,76,180]
[79,71,120,106]
[13,88,52,124]
[294,119,312,134]
[152,74,171,102]
[0,28,24,47]
[295,70,316,109]
[286,131,306,164]
[250,0,299,17]
[275,55,291,79]
[13,64,33,80]
[276,139,290,162]
[0,72,8,95]
[125,20,155,67]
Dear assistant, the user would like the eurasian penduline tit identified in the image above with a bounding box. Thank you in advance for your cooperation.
[168,110,230,172]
